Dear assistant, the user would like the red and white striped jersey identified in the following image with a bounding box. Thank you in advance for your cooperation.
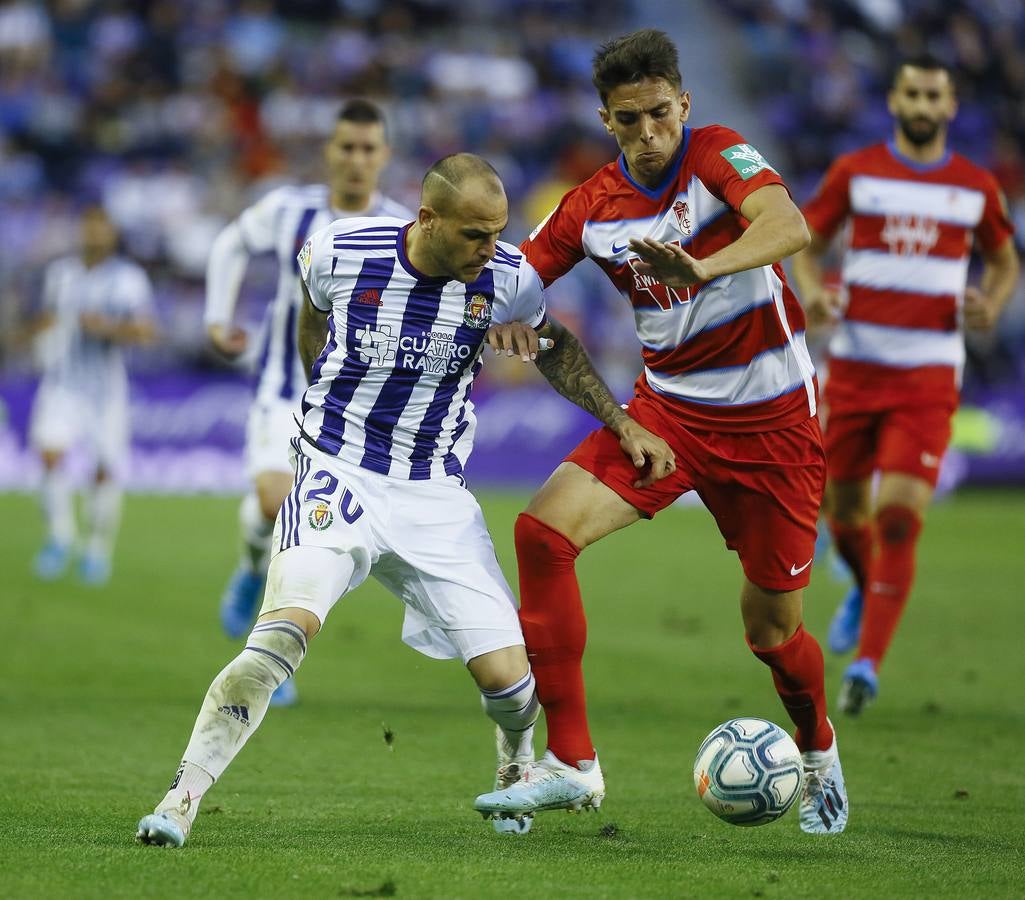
[802,141,1014,410]
[522,124,817,432]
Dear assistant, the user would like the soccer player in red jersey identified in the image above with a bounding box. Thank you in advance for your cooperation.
[474,29,848,834]
[792,57,1018,715]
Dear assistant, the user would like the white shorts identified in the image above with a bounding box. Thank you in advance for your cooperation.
[260,440,524,663]
[29,383,128,471]
[244,398,301,478]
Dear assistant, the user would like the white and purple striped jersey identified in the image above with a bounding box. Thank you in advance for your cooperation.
[297,217,548,479]
[35,255,154,403]
[235,185,412,405]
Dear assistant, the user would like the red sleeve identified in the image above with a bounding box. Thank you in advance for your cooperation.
[974,172,1015,254]
[690,125,788,213]
[519,187,588,286]
[801,157,853,240]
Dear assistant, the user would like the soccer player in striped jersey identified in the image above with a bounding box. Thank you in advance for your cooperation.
[474,29,849,834]
[204,100,412,706]
[28,206,156,585]
[792,57,1018,715]
[137,154,673,847]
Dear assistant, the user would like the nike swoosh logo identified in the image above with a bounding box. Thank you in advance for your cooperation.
[611,241,629,254]
[790,558,813,576]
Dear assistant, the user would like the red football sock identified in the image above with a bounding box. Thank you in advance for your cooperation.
[749,626,833,752]
[514,512,594,766]
[858,505,922,667]
[829,519,873,589]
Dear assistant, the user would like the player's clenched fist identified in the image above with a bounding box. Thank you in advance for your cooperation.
[612,416,677,488]
[803,287,842,331]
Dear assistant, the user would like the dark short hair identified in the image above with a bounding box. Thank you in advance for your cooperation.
[592,29,682,105]
[337,98,386,125]
[891,55,955,90]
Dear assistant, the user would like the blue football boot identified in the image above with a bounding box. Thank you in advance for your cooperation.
[33,540,70,580]
[219,566,265,639]
[827,586,863,654]
[837,658,878,716]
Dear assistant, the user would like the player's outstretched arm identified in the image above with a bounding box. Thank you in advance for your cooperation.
[629,185,810,288]
[534,317,675,487]
[298,281,329,380]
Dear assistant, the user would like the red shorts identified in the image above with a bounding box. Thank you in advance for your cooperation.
[824,403,953,487]
[565,391,826,592]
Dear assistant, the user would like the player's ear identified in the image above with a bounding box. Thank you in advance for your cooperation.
[679,91,691,124]
[598,106,614,134]
[418,206,437,236]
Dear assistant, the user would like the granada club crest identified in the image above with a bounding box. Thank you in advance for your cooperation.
[463,293,493,329]
[673,200,692,235]
[308,501,333,530]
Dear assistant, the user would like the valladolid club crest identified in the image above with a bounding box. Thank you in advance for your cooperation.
[463,293,493,329]
[308,501,333,530]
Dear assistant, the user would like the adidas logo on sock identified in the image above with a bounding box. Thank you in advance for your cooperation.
[217,704,251,726]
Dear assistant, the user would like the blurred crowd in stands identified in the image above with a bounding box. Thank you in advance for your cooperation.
[0,0,637,385]
[1,0,1022,392]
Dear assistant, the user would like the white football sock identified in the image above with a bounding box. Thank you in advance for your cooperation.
[85,478,121,560]
[40,466,75,546]
[155,619,308,823]
[480,670,539,760]
[239,492,275,574]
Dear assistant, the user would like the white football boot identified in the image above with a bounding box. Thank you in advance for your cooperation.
[490,725,534,835]
[136,807,190,848]
[475,749,604,818]
[799,726,849,834]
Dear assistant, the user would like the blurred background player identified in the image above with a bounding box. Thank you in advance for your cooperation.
[27,205,155,585]
[203,99,411,706]
[792,57,1018,715]
[474,29,848,835]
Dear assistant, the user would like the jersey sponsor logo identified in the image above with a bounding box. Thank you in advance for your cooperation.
[611,240,629,254]
[721,143,777,180]
[297,239,313,279]
[626,254,687,311]
[355,324,398,366]
[398,330,476,375]
[308,501,333,530]
[880,214,939,256]
[463,292,493,329]
[673,200,692,235]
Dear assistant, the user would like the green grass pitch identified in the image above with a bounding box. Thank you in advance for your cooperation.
[2,489,1023,898]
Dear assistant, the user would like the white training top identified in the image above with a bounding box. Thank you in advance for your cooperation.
[36,254,154,403]
[205,184,412,406]
[297,216,548,480]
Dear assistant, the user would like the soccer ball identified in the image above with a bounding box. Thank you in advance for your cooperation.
[693,718,803,826]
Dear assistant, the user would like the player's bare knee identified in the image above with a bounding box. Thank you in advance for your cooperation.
[256,606,321,639]
[467,645,529,692]
[39,449,64,470]
[826,479,871,527]
[741,584,802,647]
[255,473,291,522]
[875,505,921,545]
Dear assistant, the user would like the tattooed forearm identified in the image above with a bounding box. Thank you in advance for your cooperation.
[298,281,329,381]
[535,317,630,432]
